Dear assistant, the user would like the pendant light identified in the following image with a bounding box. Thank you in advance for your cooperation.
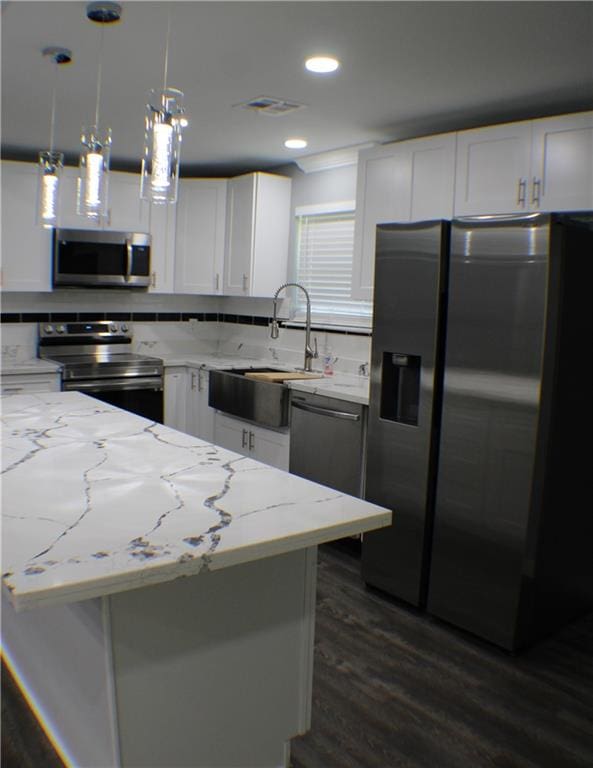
[140,9,186,204]
[37,47,72,229]
[77,1,121,223]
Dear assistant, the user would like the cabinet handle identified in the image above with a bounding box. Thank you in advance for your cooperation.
[242,274,248,292]
[190,372,196,390]
[2,387,24,394]
[248,431,255,451]
[197,370,202,392]
[241,428,248,449]
[151,271,157,288]
[517,178,527,206]
[215,273,219,291]
[532,178,541,207]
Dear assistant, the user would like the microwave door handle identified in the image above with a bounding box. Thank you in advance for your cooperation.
[125,239,133,283]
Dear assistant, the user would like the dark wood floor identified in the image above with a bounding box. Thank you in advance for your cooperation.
[3,543,593,768]
[291,544,593,768]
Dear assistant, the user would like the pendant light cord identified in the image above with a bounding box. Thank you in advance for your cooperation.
[162,8,171,92]
[94,21,105,127]
[49,59,58,153]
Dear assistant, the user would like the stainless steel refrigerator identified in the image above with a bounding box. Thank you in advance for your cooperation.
[362,214,593,651]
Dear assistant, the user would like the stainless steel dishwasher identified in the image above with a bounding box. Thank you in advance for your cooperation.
[289,391,366,497]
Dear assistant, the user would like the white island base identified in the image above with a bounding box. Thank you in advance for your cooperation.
[3,547,317,768]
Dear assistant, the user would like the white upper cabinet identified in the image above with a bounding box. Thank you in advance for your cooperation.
[148,201,176,293]
[0,161,52,292]
[352,133,456,300]
[57,167,150,232]
[175,179,227,294]
[531,112,593,212]
[454,121,532,215]
[223,172,291,297]
[454,111,593,215]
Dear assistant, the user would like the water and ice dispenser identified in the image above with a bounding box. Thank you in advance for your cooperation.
[380,352,421,426]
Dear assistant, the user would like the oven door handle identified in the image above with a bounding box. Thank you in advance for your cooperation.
[63,377,163,393]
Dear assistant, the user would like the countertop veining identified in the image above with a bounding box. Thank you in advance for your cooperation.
[1,391,389,611]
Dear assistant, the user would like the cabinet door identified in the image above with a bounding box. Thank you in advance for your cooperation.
[0,161,52,292]
[196,369,215,443]
[408,133,456,222]
[454,121,532,215]
[223,174,256,295]
[164,367,188,432]
[250,173,291,297]
[186,368,215,442]
[531,112,593,212]
[148,203,176,293]
[175,179,227,294]
[248,424,290,470]
[106,172,150,232]
[58,169,149,231]
[213,412,250,457]
[351,146,411,301]
[57,166,88,229]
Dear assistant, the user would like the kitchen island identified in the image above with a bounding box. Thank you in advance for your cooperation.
[1,391,390,768]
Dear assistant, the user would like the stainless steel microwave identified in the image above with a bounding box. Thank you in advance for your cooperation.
[52,229,151,288]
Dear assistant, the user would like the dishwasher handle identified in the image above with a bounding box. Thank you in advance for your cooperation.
[291,399,360,421]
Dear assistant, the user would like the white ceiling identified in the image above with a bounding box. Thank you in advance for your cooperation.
[2,1,592,176]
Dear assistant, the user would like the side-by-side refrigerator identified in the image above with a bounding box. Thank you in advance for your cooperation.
[362,214,593,651]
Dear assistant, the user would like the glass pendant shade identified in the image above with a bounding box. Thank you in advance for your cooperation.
[37,150,64,228]
[77,125,112,222]
[140,88,184,204]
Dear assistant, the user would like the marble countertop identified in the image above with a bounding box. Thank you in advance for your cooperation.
[285,372,369,405]
[162,355,370,406]
[1,392,390,611]
[1,358,62,375]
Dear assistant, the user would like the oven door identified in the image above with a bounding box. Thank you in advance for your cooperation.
[64,377,163,423]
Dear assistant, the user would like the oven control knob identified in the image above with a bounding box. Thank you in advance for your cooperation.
[121,323,128,333]
[43,324,54,334]
[56,324,66,334]
[109,323,118,333]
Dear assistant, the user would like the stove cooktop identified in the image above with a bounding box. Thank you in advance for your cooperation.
[42,352,164,382]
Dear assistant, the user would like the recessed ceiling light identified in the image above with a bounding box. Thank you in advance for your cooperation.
[284,138,308,149]
[305,56,340,74]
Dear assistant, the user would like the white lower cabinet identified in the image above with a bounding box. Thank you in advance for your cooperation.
[164,366,215,442]
[1,372,61,395]
[164,367,188,432]
[186,367,215,443]
[214,412,289,470]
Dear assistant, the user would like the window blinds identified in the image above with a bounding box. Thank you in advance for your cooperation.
[295,210,372,324]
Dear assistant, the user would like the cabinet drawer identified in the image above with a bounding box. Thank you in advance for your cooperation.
[1,374,61,394]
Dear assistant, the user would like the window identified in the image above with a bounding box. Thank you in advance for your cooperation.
[293,202,372,327]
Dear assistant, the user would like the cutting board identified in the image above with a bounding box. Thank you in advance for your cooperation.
[244,370,324,382]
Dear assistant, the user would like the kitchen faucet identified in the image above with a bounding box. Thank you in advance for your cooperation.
[270,282,318,372]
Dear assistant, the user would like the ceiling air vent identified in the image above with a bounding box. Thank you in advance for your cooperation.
[235,96,306,116]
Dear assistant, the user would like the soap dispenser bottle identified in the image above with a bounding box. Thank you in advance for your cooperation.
[322,343,334,376]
